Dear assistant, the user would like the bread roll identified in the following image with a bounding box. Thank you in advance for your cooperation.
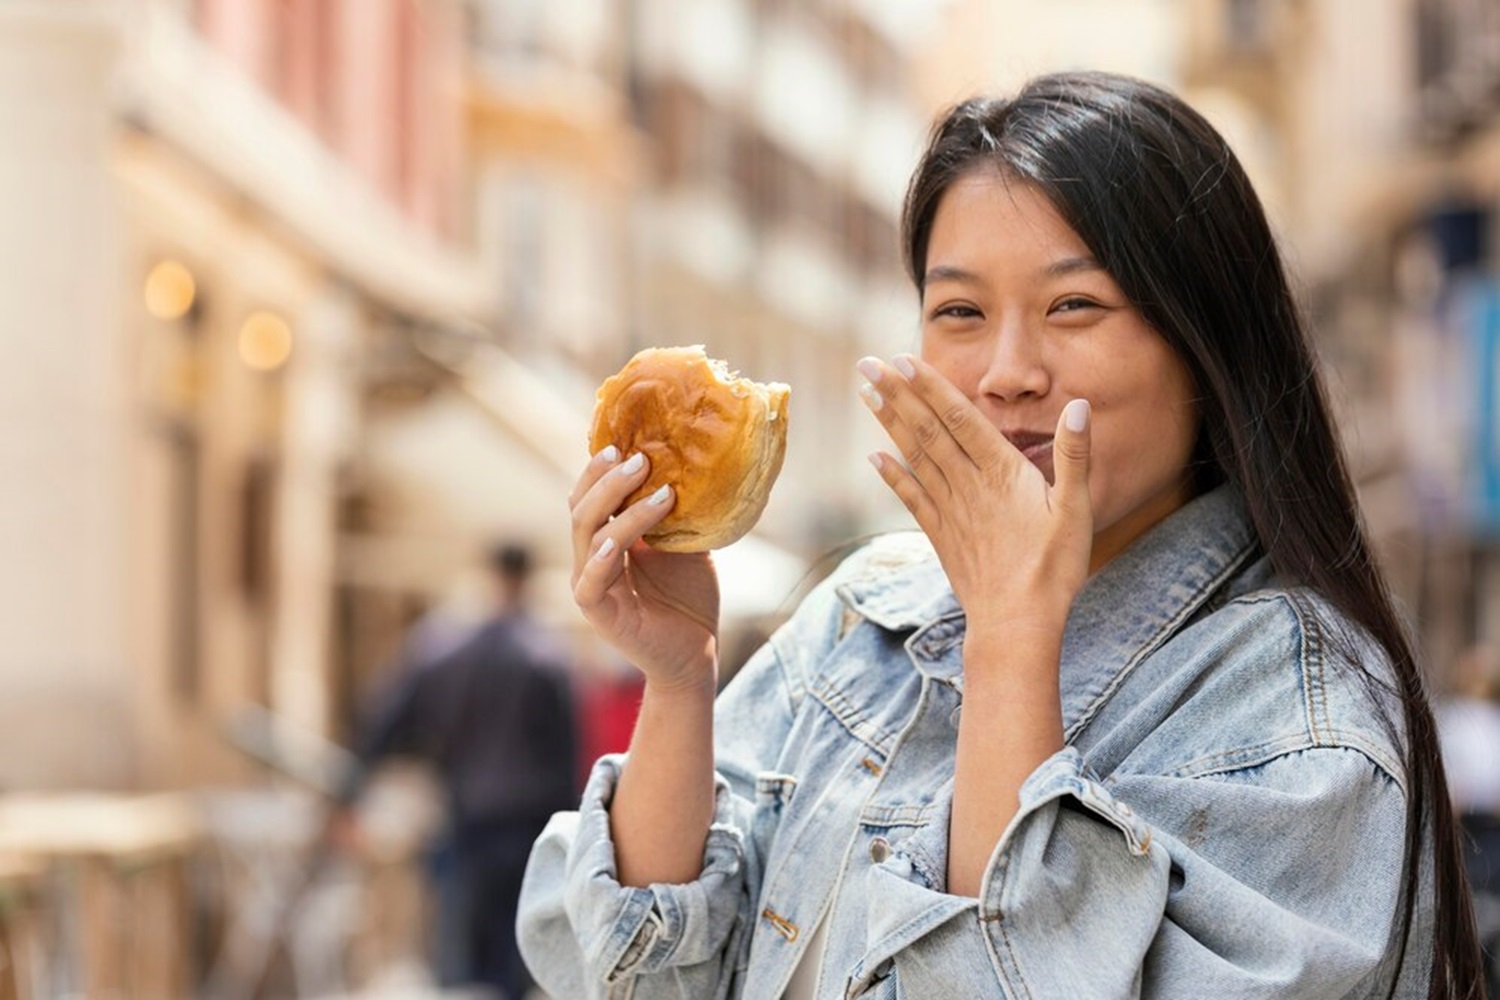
[589,345,790,552]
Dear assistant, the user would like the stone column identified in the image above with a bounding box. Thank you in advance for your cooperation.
[0,2,132,788]
[269,288,360,739]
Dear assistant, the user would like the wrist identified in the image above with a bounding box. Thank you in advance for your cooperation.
[643,667,718,701]
[960,617,1065,694]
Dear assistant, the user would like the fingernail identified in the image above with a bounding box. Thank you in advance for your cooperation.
[1064,399,1090,433]
[596,445,620,464]
[594,537,617,561]
[855,357,882,383]
[892,355,917,379]
[859,382,884,411]
[620,452,645,475]
[647,484,671,505]
[866,452,883,472]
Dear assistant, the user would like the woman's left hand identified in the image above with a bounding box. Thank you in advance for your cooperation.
[857,353,1094,633]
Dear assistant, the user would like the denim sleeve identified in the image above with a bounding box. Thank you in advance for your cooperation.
[846,745,1412,999]
[516,578,835,998]
[515,755,758,999]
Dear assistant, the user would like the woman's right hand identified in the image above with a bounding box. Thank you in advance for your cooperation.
[569,446,721,691]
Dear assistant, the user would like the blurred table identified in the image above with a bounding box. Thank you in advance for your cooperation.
[0,792,202,999]
[0,852,46,1000]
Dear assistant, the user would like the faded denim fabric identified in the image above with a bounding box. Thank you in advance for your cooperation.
[517,486,1434,998]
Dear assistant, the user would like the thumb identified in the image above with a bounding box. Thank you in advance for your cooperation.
[1052,398,1092,510]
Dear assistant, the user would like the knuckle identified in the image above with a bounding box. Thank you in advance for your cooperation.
[1057,439,1090,462]
[940,403,971,431]
[912,417,943,449]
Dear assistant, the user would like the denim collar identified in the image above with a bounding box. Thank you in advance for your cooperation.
[837,486,1259,730]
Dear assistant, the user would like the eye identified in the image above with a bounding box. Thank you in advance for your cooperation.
[1050,296,1100,315]
[928,303,983,322]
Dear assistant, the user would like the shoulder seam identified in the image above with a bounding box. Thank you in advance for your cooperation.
[1218,590,1406,792]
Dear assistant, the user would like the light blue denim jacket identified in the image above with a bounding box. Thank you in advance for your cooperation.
[518,486,1433,998]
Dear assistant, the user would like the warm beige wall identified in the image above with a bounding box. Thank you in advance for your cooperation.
[0,4,138,789]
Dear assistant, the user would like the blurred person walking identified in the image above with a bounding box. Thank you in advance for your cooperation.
[335,541,579,999]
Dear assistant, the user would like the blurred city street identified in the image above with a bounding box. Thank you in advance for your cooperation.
[2,0,1499,995]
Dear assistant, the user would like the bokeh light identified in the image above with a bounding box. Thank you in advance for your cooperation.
[143,259,196,320]
[238,311,293,371]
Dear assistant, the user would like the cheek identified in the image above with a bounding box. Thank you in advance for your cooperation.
[1083,401,1192,510]
[922,341,986,396]
[923,353,972,394]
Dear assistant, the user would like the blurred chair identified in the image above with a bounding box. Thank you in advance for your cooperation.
[0,793,201,998]
[199,707,436,999]
[0,852,46,1000]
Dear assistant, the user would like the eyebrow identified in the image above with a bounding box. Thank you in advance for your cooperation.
[923,256,1105,287]
[1044,255,1105,277]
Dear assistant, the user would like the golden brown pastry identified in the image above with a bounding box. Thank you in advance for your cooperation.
[589,345,790,551]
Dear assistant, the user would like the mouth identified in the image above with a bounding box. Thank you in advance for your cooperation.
[1002,430,1055,481]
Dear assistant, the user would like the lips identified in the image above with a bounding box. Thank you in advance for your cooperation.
[1002,430,1054,462]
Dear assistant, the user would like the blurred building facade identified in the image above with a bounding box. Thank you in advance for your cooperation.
[1,0,499,790]
[6,0,1500,796]
[0,0,938,793]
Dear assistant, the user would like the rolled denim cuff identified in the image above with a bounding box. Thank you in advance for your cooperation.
[848,747,1159,997]
[1008,745,1153,856]
[564,755,748,982]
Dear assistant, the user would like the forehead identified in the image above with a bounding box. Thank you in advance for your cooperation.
[928,171,1087,260]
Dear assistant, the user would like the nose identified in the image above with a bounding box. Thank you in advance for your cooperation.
[975,320,1050,402]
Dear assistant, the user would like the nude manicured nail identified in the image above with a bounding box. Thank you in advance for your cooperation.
[892,355,917,379]
[855,357,882,383]
[1064,399,1090,433]
[859,383,884,411]
[620,452,645,475]
[648,484,672,505]
[594,537,617,561]
[596,445,620,464]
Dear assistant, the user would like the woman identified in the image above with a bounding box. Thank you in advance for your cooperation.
[519,72,1483,998]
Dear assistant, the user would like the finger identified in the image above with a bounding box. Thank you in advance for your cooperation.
[856,356,958,498]
[1051,399,1091,513]
[889,353,1013,468]
[867,449,942,535]
[569,445,622,507]
[570,451,649,580]
[572,483,678,608]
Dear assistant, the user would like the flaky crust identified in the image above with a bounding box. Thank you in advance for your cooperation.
[589,346,790,552]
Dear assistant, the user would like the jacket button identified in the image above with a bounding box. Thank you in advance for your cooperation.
[869,837,891,863]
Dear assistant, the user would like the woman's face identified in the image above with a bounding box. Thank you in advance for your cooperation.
[919,171,1200,571]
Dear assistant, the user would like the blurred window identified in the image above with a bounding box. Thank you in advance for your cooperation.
[1225,0,1268,53]
[393,0,421,213]
[503,176,546,344]
[1415,0,1500,138]
[848,200,897,279]
[473,0,547,70]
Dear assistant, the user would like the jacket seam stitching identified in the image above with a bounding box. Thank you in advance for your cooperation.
[810,676,895,753]
[987,851,1033,999]
[1064,539,1256,743]
[1168,739,1404,786]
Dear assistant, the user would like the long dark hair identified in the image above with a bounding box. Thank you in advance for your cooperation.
[900,71,1482,998]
